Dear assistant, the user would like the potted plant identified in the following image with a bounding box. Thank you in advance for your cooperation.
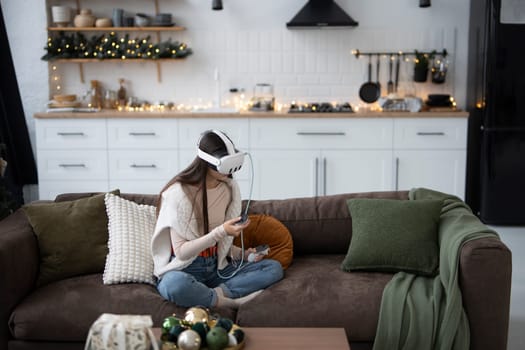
[413,50,435,82]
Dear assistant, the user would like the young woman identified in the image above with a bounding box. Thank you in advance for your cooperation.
[151,130,283,309]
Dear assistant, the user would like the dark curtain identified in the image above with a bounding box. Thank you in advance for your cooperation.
[0,4,38,211]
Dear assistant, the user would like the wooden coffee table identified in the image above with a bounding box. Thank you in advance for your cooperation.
[154,327,350,350]
[239,327,350,350]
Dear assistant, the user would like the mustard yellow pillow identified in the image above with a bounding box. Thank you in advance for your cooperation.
[234,214,293,269]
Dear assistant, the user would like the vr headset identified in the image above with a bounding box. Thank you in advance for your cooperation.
[197,130,246,174]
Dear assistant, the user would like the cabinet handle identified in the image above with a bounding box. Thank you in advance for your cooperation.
[323,158,327,196]
[129,132,157,136]
[313,157,319,196]
[59,163,86,168]
[130,164,157,168]
[297,132,346,136]
[57,132,85,136]
[395,157,399,191]
[416,132,445,136]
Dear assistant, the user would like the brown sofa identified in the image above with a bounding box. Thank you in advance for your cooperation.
[0,190,512,350]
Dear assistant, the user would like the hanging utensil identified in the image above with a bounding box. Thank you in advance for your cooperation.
[394,54,401,93]
[387,55,394,94]
[376,54,381,95]
[359,55,380,103]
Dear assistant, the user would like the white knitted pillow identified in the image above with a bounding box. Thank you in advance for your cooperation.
[103,193,156,285]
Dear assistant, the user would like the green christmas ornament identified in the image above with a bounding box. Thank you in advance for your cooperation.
[191,322,209,346]
[162,316,181,334]
[206,327,229,350]
[215,318,234,332]
[168,325,186,342]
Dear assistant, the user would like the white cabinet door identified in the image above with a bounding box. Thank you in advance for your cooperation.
[250,149,320,200]
[394,150,466,199]
[322,150,393,195]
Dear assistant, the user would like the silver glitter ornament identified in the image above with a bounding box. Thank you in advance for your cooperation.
[177,329,202,350]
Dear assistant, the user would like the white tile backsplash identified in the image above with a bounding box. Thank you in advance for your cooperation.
[55,26,458,106]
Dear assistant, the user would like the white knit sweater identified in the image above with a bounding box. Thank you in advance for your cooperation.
[151,178,242,278]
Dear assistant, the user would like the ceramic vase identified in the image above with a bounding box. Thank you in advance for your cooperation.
[74,9,96,27]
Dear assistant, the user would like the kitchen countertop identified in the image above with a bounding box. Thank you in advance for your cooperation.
[34,109,469,119]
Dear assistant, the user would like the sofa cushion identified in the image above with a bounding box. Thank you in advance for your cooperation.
[342,198,442,276]
[8,274,236,342]
[236,255,393,342]
[103,193,156,285]
[233,214,293,269]
[23,191,118,286]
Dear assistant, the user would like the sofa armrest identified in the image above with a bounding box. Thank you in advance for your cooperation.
[459,236,512,350]
[0,209,39,348]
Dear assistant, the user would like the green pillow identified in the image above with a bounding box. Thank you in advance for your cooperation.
[341,198,442,276]
[23,191,118,286]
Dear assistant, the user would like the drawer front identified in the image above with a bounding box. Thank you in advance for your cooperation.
[178,119,250,149]
[250,118,393,149]
[37,150,108,180]
[107,119,178,149]
[108,150,179,180]
[393,118,467,149]
[36,119,107,149]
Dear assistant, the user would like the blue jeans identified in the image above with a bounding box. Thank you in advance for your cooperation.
[157,256,283,308]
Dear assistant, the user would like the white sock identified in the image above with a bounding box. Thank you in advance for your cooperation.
[214,287,239,309]
[233,289,263,306]
[213,287,263,308]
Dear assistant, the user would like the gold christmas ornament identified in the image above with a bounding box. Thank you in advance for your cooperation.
[184,307,209,324]
[177,329,201,350]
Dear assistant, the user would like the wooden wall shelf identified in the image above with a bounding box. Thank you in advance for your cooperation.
[53,58,187,63]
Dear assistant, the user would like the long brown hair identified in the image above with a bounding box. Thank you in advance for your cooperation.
[156,131,231,234]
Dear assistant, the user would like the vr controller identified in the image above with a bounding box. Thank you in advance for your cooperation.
[248,244,270,262]
[235,213,249,225]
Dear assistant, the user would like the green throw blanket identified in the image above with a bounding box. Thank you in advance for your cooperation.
[372,188,499,350]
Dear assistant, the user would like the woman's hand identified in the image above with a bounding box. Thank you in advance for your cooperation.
[223,217,250,237]
[244,247,264,262]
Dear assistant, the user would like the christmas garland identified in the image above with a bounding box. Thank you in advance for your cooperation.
[41,31,192,61]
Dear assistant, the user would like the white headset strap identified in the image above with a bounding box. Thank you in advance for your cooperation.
[197,129,237,164]
[210,129,235,156]
[197,148,220,165]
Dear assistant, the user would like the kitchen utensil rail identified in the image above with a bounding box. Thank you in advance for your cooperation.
[351,49,447,59]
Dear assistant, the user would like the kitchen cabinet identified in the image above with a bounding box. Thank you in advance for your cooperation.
[35,118,110,199]
[392,118,467,199]
[34,114,468,201]
[107,119,179,194]
[249,118,394,199]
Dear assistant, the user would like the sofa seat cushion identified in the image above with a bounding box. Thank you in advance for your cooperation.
[236,255,393,342]
[8,274,235,342]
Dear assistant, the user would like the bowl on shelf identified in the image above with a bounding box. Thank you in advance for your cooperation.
[134,13,151,27]
[53,94,77,103]
[95,18,113,27]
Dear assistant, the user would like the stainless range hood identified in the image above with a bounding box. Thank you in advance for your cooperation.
[287,0,358,28]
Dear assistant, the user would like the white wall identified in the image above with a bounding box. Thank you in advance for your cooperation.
[1,0,470,148]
